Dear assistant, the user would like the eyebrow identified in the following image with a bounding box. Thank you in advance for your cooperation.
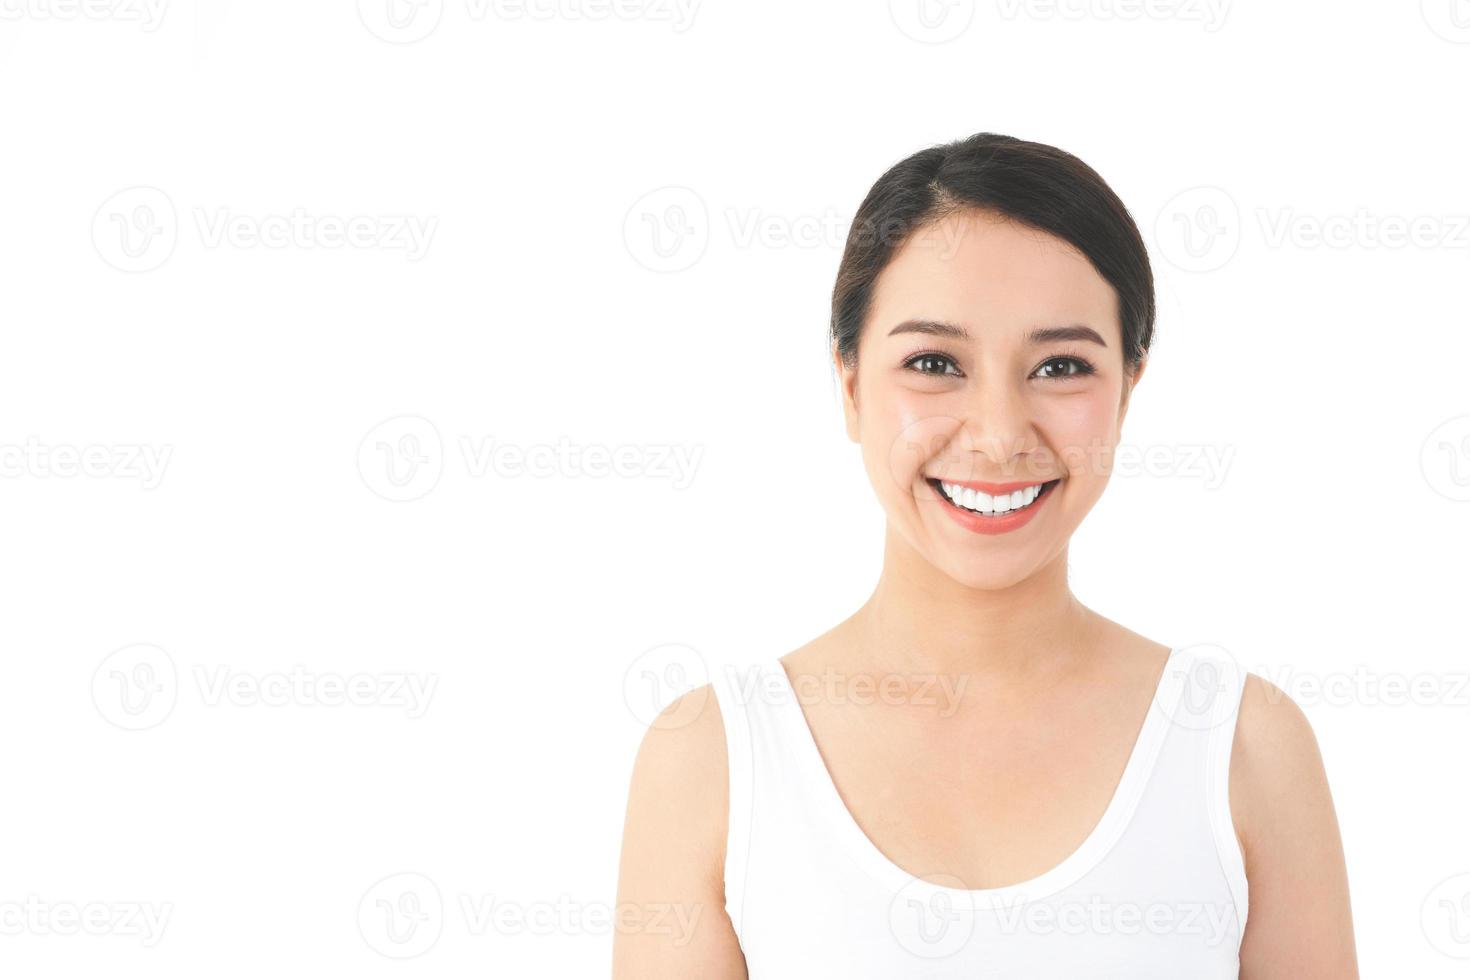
[887,319,1108,348]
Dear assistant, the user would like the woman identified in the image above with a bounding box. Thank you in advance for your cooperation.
[613,133,1357,978]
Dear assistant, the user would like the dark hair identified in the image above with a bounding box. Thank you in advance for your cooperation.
[830,132,1155,374]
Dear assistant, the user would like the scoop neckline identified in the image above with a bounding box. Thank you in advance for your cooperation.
[766,646,1187,910]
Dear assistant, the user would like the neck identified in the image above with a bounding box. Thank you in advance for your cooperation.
[848,524,1101,680]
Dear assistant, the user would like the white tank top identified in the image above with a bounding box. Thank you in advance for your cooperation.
[709,645,1249,978]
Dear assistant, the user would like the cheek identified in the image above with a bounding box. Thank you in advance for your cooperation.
[1038,388,1123,480]
[860,382,964,495]
[892,389,935,447]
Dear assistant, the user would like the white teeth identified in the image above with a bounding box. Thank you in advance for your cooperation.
[939,480,1045,516]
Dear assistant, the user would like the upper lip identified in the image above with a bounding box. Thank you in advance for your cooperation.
[927,477,1059,494]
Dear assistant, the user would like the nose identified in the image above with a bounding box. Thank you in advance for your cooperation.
[953,376,1038,478]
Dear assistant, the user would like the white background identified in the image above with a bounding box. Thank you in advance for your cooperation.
[2,1,1468,976]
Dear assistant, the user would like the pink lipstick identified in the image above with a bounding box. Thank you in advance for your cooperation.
[926,477,1060,536]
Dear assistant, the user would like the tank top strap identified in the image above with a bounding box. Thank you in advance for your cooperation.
[708,661,761,939]
[709,659,834,939]
[1153,643,1251,929]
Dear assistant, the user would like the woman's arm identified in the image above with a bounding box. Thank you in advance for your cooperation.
[1234,674,1359,978]
[612,686,748,979]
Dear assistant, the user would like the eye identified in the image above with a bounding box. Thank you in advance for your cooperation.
[1033,355,1096,381]
[903,352,963,377]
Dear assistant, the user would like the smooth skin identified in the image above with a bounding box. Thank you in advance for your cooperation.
[613,209,1357,978]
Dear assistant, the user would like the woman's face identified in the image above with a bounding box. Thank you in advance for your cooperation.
[837,208,1143,590]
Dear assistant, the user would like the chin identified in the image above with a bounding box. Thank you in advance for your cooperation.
[934,551,1044,592]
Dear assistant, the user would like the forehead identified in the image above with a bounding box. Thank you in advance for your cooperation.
[870,209,1120,342]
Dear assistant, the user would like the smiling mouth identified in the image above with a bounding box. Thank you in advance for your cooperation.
[925,477,1061,516]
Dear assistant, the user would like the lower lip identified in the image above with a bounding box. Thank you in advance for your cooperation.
[929,479,1059,536]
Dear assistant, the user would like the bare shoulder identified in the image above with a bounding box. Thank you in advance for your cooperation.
[613,684,747,977]
[1229,673,1330,847]
[621,683,730,884]
[1229,673,1359,977]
